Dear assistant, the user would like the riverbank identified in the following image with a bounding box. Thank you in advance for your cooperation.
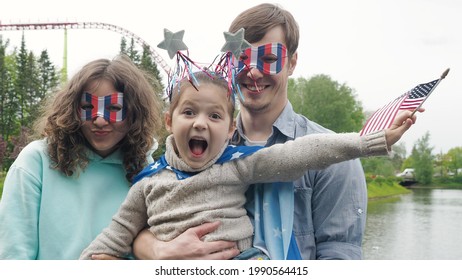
[366,176,411,200]
[366,176,462,200]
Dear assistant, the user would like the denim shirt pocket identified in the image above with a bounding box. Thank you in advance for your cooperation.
[292,178,316,259]
[292,178,314,235]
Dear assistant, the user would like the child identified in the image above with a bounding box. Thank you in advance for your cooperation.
[80,70,416,260]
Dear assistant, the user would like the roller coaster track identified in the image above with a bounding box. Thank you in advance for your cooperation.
[0,21,171,74]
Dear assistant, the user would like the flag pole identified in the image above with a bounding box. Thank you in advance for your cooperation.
[409,68,450,118]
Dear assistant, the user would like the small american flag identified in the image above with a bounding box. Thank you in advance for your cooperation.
[360,79,439,136]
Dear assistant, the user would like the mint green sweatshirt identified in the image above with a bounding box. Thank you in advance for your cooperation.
[0,139,152,259]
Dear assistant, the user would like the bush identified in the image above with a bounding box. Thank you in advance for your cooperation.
[0,172,5,199]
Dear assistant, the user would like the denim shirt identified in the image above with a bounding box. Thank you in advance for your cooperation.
[233,102,367,259]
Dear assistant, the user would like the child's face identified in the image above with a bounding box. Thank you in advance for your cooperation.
[165,83,234,169]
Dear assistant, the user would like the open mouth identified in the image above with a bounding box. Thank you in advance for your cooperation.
[189,138,208,156]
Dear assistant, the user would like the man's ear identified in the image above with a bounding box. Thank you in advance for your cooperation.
[164,111,173,133]
[288,52,298,76]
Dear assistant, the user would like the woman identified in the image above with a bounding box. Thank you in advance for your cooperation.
[0,55,163,259]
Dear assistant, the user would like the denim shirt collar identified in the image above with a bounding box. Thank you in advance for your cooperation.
[234,101,297,145]
[272,102,296,141]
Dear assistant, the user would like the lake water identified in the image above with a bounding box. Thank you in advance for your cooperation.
[363,188,462,260]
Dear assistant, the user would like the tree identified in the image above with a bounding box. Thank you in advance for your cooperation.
[126,38,140,65]
[14,35,31,127]
[361,157,396,177]
[391,142,408,172]
[410,131,434,185]
[23,51,40,126]
[0,37,10,137]
[0,38,18,141]
[37,50,59,96]
[36,50,59,108]
[446,147,462,175]
[0,135,6,170]
[120,37,128,55]
[140,44,164,94]
[288,74,364,132]
[362,141,409,177]
[0,36,59,169]
[119,38,164,97]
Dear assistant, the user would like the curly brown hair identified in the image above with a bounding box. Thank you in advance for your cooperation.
[33,55,165,182]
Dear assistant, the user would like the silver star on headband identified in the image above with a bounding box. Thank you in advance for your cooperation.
[220,28,252,58]
[157,29,188,59]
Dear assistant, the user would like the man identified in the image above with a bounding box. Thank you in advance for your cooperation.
[229,3,368,259]
[126,3,366,260]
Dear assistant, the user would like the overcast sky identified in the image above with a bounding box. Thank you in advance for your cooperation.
[1,0,460,156]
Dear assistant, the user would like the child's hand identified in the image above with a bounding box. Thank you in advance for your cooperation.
[385,108,425,149]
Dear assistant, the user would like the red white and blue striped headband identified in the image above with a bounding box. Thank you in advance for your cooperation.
[80,92,126,123]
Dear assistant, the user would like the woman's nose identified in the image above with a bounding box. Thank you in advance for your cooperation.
[93,116,109,127]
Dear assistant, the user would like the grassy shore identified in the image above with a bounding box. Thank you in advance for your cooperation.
[366,175,411,200]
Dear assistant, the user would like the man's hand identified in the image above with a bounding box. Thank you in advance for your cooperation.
[132,221,240,260]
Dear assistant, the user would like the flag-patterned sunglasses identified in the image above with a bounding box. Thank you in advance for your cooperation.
[80,92,126,123]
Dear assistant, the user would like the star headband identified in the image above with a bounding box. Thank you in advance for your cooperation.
[157,28,241,101]
[157,28,288,101]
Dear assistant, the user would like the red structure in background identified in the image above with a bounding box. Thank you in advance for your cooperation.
[0,21,171,74]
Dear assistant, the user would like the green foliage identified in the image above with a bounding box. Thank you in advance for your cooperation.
[286,74,450,187]
[37,50,59,99]
[446,147,462,174]
[0,171,4,199]
[140,45,164,94]
[410,131,434,185]
[118,37,167,161]
[361,143,409,176]
[0,38,19,141]
[390,142,407,170]
[361,157,396,177]
[119,37,164,97]
[288,74,365,132]
[0,36,59,170]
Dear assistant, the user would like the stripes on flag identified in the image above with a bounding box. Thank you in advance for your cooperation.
[360,79,439,136]
[360,94,407,136]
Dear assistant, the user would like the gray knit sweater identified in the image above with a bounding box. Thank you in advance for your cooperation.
[80,130,388,259]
